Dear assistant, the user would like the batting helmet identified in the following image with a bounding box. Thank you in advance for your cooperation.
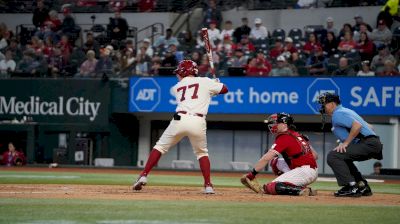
[318,92,341,114]
[265,112,294,134]
[174,60,198,77]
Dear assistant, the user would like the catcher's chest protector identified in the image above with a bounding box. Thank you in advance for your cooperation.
[276,131,312,164]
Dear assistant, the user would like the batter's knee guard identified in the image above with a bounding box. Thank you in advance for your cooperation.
[263,182,304,196]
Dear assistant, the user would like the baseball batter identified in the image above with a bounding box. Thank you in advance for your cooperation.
[133,60,228,194]
[241,113,318,196]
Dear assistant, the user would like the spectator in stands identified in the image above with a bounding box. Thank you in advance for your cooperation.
[190,51,202,65]
[149,55,161,76]
[179,30,196,53]
[79,50,97,77]
[168,44,184,62]
[356,32,375,62]
[95,48,113,76]
[161,49,178,67]
[0,50,16,77]
[322,31,338,57]
[44,10,62,39]
[378,0,397,29]
[332,57,356,76]
[246,57,269,77]
[83,32,100,57]
[108,10,129,41]
[154,28,179,49]
[338,31,357,53]
[269,40,284,59]
[229,49,247,67]
[135,48,150,76]
[119,48,136,75]
[325,17,338,37]
[287,52,304,76]
[232,35,255,53]
[1,142,26,166]
[198,54,211,76]
[353,15,372,32]
[60,5,80,44]
[353,23,372,41]
[249,18,268,41]
[270,55,294,76]
[338,23,353,41]
[256,50,272,73]
[371,44,396,73]
[47,47,64,77]
[32,0,49,28]
[138,0,156,12]
[207,21,221,47]
[109,0,127,12]
[233,17,251,43]
[217,34,234,57]
[58,35,72,64]
[357,60,375,76]
[220,20,234,40]
[203,0,223,29]
[295,0,316,8]
[379,59,400,76]
[371,161,382,175]
[6,38,22,63]
[16,49,41,76]
[303,33,322,56]
[0,33,8,51]
[283,37,298,55]
[138,38,154,57]
[306,46,327,76]
[370,19,392,46]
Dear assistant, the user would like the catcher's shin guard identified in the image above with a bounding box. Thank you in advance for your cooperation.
[264,182,315,196]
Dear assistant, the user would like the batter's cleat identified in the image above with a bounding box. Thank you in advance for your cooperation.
[334,185,362,197]
[204,185,215,194]
[357,181,373,196]
[299,187,318,196]
[133,176,147,191]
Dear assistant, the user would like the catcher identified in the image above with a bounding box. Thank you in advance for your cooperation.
[241,113,318,196]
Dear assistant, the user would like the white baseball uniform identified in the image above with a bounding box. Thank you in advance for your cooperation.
[154,76,224,159]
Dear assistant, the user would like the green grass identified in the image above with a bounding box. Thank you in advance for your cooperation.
[0,198,399,224]
[0,170,399,224]
[0,170,400,194]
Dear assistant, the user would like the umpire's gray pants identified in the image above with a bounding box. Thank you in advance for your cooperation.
[327,137,383,186]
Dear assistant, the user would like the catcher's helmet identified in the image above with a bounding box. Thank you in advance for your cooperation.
[265,112,294,134]
[318,92,340,114]
[174,60,198,77]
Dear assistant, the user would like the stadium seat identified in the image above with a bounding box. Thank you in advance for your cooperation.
[272,28,286,42]
[171,160,195,169]
[230,161,253,171]
[288,28,303,43]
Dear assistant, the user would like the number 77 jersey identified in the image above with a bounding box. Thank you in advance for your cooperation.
[173,77,224,116]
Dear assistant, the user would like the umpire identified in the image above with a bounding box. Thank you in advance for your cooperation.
[318,92,383,197]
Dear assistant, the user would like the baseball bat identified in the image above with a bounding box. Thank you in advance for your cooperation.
[201,28,216,79]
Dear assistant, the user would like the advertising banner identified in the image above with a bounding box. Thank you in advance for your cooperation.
[129,77,400,115]
[0,79,110,124]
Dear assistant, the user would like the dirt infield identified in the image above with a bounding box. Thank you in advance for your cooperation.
[1,167,400,206]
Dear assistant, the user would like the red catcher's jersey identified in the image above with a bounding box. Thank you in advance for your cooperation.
[270,130,317,170]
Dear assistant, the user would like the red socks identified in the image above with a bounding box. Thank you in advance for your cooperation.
[199,156,212,186]
[140,149,162,177]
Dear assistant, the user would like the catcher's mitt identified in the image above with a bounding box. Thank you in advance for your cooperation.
[240,175,263,194]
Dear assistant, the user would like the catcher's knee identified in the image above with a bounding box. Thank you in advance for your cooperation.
[263,182,278,195]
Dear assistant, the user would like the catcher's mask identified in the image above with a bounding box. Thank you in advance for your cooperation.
[318,92,341,114]
[265,112,294,134]
[174,60,198,78]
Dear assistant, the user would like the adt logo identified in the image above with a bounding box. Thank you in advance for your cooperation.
[130,78,161,112]
[307,78,340,114]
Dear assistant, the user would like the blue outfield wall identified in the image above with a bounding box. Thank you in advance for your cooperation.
[129,77,400,116]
